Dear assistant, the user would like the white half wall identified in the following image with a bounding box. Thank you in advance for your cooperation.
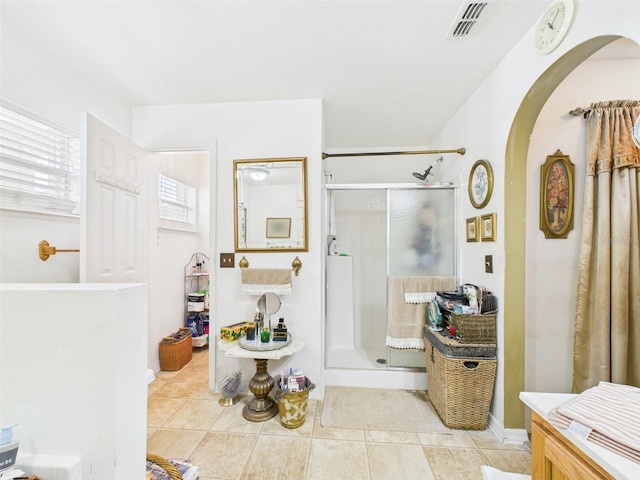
[0,283,148,480]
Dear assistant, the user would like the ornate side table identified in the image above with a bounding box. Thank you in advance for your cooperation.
[218,336,304,421]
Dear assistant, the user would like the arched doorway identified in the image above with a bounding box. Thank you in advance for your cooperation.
[503,35,628,429]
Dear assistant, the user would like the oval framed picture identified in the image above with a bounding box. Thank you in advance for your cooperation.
[539,149,574,239]
[468,159,493,209]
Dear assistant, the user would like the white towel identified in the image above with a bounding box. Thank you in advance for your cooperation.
[404,292,436,304]
[386,276,456,350]
[241,268,292,295]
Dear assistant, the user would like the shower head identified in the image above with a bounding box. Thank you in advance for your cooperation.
[412,165,433,181]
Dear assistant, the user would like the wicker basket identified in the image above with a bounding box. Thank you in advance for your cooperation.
[159,327,192,371]
[424,334,496,430]
[146,453,183,480]
[442,310,497,344]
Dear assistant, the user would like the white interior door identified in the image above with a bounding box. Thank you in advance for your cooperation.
[80,113,149,283]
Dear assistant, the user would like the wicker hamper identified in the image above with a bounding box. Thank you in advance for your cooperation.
[424,328,496,430]
[159,327,192,371]
[441,309,497,344]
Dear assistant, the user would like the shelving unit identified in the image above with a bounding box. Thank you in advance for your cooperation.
[184,252,210,348]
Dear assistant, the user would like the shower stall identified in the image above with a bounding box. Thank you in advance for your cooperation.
[325,183,458,375]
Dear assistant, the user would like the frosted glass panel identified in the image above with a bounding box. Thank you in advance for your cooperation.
[388,189,456,277]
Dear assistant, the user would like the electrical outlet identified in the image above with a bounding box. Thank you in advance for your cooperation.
[220,253,235,268]
[485,255,493,273]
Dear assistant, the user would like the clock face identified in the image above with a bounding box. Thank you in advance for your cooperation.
[535,0,574,54]
[468,159,493,209]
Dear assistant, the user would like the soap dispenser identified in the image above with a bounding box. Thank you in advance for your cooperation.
[0,424,20,472]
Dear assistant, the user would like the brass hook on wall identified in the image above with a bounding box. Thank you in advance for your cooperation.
[291,256,302,276]
[39,240,80,261]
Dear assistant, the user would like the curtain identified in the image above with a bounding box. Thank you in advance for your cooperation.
[573,100,640,393]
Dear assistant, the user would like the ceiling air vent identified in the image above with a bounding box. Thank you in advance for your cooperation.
[447,1,488,38]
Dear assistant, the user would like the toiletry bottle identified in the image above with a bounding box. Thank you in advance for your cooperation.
[260,326,270,343]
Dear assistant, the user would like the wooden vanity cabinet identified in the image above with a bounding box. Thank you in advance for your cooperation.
[531,411,615,480]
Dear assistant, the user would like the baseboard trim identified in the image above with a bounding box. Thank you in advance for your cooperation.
[487,412,529,444]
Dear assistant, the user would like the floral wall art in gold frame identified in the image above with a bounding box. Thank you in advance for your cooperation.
[480,213,497,241]
[466,216,479,242]
[540,149,574,239]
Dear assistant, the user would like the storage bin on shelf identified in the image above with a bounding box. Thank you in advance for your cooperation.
[441,308,497,344]
[424,326,496,430]
[159,327,193,371]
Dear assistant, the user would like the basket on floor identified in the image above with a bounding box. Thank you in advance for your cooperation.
[424,329,496,430]
[159,327,192,371]
[146,453,183,480]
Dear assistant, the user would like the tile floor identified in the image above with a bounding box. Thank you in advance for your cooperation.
[147,347,531,480]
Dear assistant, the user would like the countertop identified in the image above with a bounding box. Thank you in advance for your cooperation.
[218,336,304,360]
[520,391,640,480]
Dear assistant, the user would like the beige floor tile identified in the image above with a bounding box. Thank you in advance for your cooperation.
[191,383,223,400]
[163,398,224,430]
[190,432,257,479]
[365,430,420,444]
[147,396,188,428]
[368,443,436,480]
[418,430,476,448]
[172,362,210,383]
[191,347,210,365]
[481,449,532,475]
[467,430,530,451]
[146,428,207,459]
[151,381,204,398]
[241,435,311,479]
[210,402,264,434]
[306,438,370,480]
[423,446,488,480]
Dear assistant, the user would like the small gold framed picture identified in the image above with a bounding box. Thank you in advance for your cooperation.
[480,213,497,242]
[466,216,479,242]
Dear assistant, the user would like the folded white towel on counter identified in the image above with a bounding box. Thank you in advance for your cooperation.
[548,381,640,464]
[241,268,292,295]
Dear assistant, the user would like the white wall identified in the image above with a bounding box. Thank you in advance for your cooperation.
[0,283,148,480]
[132,99,324,394]
[526,45,640,395]
[430,1,640,433]
[0,23,132,286]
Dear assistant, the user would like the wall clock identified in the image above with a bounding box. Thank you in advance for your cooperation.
[534,0,575,55]
[468,159,493,209]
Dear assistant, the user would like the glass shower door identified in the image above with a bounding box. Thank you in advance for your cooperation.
[387,188,457,367]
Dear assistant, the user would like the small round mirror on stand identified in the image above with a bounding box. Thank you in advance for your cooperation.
[257,292,281,331]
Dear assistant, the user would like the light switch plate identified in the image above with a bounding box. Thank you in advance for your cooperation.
[485,255,493,273]
[220,253,235,268]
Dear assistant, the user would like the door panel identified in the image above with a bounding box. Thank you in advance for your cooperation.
[81,113,149,283]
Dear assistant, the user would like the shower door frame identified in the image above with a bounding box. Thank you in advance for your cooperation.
[324,182,459,372]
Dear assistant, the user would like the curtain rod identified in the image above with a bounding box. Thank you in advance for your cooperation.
[569,107,590,117]
[321,147,465,159]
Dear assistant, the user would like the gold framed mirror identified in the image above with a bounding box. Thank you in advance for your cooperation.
[234,157,308,252]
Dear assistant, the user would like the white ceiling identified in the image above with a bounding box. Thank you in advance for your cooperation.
[2,0,560,149]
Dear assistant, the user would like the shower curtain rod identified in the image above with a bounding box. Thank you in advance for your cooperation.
[321,147,466,159]
[569,107,591,117]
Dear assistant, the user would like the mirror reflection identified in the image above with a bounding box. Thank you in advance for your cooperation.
[234,157,308,252]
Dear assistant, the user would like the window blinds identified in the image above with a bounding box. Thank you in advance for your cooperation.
[158,173,196,230]
[0,103,80,215]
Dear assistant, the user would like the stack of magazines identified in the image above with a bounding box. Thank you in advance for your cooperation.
[146,458,198,480]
